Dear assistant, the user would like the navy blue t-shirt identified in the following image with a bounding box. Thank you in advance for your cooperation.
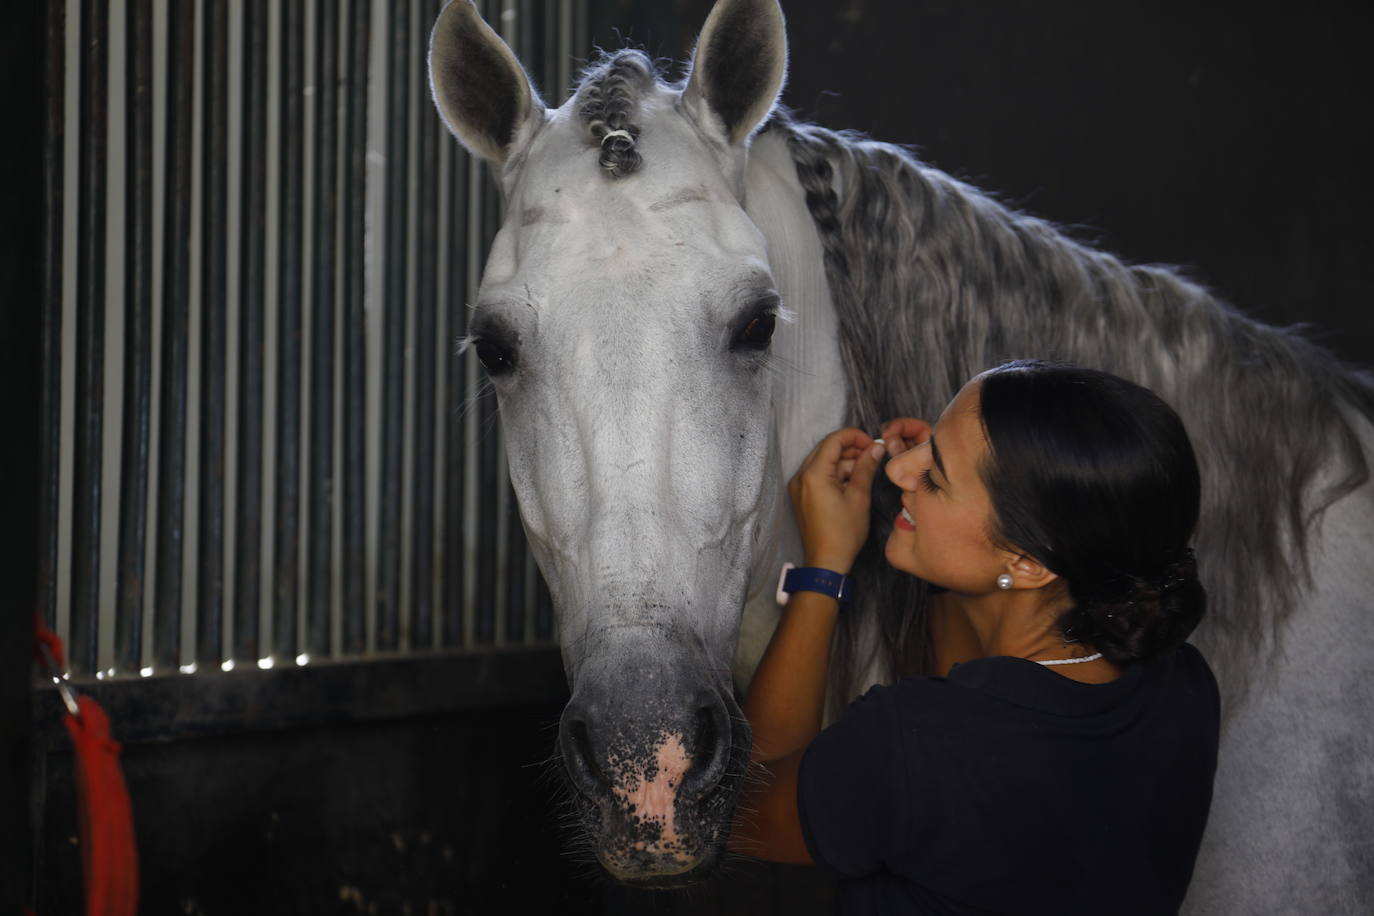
[798,644,1219,915]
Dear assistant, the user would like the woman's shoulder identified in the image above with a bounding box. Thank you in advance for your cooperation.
[821,676,965,753]
[844,661,1018,731]
[858,642,1219,731]
[1146,641,1222,728]
[846,641,1218,712]
[1167,640,1218,682]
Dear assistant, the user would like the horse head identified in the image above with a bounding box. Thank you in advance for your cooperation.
[430,0,790,884]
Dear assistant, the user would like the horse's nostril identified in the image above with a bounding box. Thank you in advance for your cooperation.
[694,704,719,759]
[680,699,730,801]
[562,717,608,798]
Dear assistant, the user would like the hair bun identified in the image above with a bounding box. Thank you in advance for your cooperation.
[1064,548,1206,664]
[1156,547,1198,593]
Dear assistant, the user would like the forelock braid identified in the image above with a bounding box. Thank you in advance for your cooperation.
[577,50,656,179]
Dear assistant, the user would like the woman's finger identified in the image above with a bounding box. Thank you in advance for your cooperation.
[882,417,931,442]
[880,417,932,457]
[845,442,886,499]
[803,427,876,477]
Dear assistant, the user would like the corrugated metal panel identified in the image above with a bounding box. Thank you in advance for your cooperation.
[41,0,582,682]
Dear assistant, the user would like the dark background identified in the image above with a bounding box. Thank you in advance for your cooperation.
[591,0,1372,369]
[2,0,44,911]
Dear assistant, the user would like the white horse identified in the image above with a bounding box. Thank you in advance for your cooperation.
[428,0,1374,908]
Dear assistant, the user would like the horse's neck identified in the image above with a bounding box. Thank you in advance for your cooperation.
[758,116,1374,713]
[744,129,849,482]
[730,130,888,702]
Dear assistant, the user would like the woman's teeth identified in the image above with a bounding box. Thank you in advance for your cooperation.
[900,508,915,526]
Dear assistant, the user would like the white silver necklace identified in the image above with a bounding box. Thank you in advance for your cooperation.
[1037,652,1103,666]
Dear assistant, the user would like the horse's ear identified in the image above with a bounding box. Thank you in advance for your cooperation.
[429,0,546,165]
[681,0,788,147]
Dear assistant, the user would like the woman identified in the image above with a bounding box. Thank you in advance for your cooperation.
[730,360,1220,915]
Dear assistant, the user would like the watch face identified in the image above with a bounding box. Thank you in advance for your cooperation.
[776,562,796,606]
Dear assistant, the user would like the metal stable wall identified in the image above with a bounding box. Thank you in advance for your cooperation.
[40,0,586,684]
[31,1,593,909]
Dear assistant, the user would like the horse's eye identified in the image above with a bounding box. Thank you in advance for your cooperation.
[735,312,776,351]
[474,339,516,375]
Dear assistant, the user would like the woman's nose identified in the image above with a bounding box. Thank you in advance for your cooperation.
[885,448,922,491]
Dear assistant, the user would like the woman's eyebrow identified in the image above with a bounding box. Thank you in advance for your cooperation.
[930,434,948,481]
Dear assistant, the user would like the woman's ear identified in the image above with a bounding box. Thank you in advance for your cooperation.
[429,0,548,165]
[1006,554,1060,590]
[681,0,788,147]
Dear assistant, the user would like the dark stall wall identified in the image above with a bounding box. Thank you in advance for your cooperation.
[0,0,43,909]
[30,654,597,915]
[37,702,582,915]
[589,0,1373,368]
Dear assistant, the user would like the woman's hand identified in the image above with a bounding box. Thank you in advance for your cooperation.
[788,428,885,575]
[879,417,933,458]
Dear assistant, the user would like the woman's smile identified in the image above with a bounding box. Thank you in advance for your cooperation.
[895,506,916,531]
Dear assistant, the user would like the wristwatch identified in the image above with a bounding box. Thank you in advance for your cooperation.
[776,562,855,608]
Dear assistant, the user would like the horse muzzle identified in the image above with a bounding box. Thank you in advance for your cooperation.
[558,659,748,885]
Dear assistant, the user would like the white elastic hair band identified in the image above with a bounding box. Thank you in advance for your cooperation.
[601,128,633,143]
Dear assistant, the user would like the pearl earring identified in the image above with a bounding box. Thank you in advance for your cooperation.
[996,574,1014,590]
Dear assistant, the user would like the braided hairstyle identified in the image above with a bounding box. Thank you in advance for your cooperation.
[576,50,656,179]
[977,360,1207,665]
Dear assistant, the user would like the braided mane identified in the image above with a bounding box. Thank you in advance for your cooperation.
[575,50,659,179]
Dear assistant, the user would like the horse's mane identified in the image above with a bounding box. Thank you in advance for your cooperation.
[766,111,1374,705]
[575,50,657,178]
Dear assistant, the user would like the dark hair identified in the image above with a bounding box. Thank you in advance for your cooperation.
[977,360,1206,664]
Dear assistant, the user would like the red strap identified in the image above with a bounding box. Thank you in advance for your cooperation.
[63,697,138,916]
[33,615,65,671]
[35,617,139,916]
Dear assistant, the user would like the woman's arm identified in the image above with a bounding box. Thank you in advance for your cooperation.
[742,590,843,763]
[735,419,934,864]
[742,427,882,762]
[727,748,812,864]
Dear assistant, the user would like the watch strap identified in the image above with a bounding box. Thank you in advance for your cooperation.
[778,562,855,607]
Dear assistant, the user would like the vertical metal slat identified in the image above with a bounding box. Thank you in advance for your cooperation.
[153,0,194,671]
[411,0,439,650]
[340,0,371,655]
[540,0,556,104]
[517,0,533,94]
[306,0,339,660]
[272,0,306,662]
[197,0,230,668]
[375,0,410,653]
[232,0,269,663]
[70,0,110,677]
[40,0,68,633]
[115,0,154,673]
